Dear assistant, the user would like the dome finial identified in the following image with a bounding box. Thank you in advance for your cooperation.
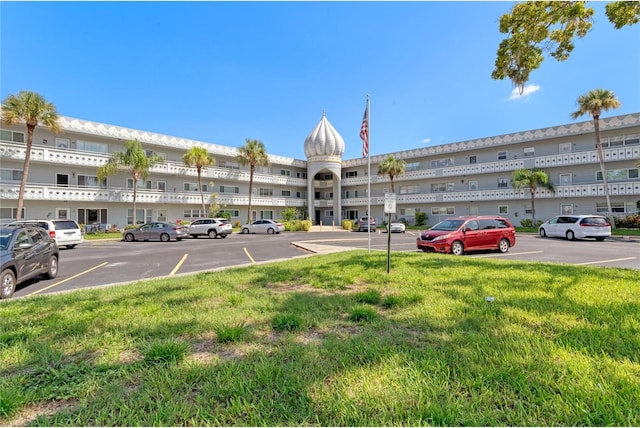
[322,109,326,117]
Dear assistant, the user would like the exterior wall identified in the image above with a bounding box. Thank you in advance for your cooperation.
[1,113,639,229]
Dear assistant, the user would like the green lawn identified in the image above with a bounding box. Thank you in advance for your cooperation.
[1,251,639,426]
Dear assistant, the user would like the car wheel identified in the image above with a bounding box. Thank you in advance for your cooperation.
[191,235,198,239]
[124,233,135,242]
[498,238,510,253]
[242,228,250,234]
[1,269,16,299]
[595,237,606,241]
[160,233,171,242]
[208,230,218,239]
[66,244,77,249]
[451,241,464,256]
[176,237,182,241]
[43,255,59,279]
[220,234,227,238]
[267,228,275,234]
[539,228,547,238]
[566,230,575,241]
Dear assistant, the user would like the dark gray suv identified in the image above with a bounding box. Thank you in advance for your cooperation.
[1,224,59,299]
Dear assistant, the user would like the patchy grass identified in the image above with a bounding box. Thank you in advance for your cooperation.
[1,251,639,426]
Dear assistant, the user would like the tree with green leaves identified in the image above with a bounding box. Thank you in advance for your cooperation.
[511,168,555,225]
[236,138,270,223]
[571,89,621,216]
[183,146,215,216]
[97,140,163,225]
[492,1,639,93]
[377,155,406,193]
[1,91,61,220]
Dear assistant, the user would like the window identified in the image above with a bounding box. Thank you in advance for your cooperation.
[468,180,478,191]
[296,172,307,179]
[596,168,639,181]
[399,185,420,194]
[559,173,572,185]
[128,179,152,189]
[220,186,239,194]
[324,192,333,199]
[430,183,454,192]
[0,169,23,181]
[183,209,205,218]
[344,210,358,220]
[56,138,70,148]
[220,210,240,218]
[78,208,108,225]
[345,170,358,178]
[609,136,624,147]
[259,188,273,196]
[184,182,208,192]
[431,207,455,215]
[625,134,639,145]
[559,142,572,154]
[524,147,535,157]
[497,178,509,188]
[596,203,625,213]
[281,190,291,197]
[431,158,454,168]
[77,140,108,153]
[78,175,105,188]
[469,155,477,164]
[406,162,420,171]
[296,191,307,198]
[0,129,25,143]
[400,208,415,216]
[498,205,509,215]
[324,210,333,217]
[561,204,574,215]
[260,211,273,220]
[0,207,24,220]
[497,151,507,160]
[157,181,166,191]
[219,160,240,169]
[280,169,291,176]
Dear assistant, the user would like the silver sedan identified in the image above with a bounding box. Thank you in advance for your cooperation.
[240,220,285,235]
[122,222,189,242]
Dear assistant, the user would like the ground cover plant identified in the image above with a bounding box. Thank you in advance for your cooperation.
[1,251,639,426]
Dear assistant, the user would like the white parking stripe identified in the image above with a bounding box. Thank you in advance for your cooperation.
[29,262,108,296]
[575,257,637,266]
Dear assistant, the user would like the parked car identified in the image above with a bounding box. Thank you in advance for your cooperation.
[388,222,406,233]
[185,218,232,239]
[240,219,285,235]
[8,219,83,249]
[354,217,376,232]
[538,215,611,241]
[1,224,59,299]
[416,216,516,255]
[122,222,189,242]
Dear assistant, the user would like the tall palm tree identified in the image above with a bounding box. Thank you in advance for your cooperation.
[97,140,163,225]
[377,155,406,193]
[183,146,216,216]
[571,89,621,216]
[236,138,270,223]
[1,91,61,220]
[511,168,555,225]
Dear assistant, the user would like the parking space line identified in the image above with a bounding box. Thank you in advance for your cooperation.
[29,262,108,296]
[243,248,256,263]
[169,254,189,275]
[575,257,636,266]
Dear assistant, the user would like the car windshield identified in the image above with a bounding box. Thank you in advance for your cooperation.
[53,221,78,230]
[581,217,607,226]
[431,219,465,231]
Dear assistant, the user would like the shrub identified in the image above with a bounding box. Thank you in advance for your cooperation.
[415,212,427,226]
[234,220,242,228]
[342,219,354,230]
[615,214,640,228]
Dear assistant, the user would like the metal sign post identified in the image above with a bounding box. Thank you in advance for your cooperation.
[384,193,396,274]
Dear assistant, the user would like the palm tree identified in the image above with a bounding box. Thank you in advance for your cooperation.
[97,140,163,225]
[377,155,406,193]
[236,138,270,223]
[1,91,61,220]
[183,146,216,216]
[571,89,621,216]
[511,168,555,225]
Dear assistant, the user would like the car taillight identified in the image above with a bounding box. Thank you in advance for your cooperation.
[49,231,56,238]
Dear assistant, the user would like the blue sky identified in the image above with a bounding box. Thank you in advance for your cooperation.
[2,1,638,161]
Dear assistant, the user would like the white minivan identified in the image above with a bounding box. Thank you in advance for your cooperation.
[538,215,611,241]
[9,219,84,249]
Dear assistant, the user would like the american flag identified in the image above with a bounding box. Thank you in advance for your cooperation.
[360,105,369,158]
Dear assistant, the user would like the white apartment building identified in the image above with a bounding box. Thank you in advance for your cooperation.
[1,112,639,229]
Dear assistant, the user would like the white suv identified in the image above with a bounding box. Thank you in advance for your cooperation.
[185,218,233,239]
[9,219,84,249]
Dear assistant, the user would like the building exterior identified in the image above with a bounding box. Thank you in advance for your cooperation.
[1,112,639,229]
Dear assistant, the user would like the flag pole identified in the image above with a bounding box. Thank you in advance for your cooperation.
[365,95,371,252]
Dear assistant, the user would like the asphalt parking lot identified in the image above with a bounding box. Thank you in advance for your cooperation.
[7,230,639,300]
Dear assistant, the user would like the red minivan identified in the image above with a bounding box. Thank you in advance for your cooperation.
[416,216,516,255]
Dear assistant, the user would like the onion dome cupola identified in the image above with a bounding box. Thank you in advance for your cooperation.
[303,111,345,161]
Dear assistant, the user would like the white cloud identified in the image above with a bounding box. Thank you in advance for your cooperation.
[509,84,541,100]
[422,138,431,144]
